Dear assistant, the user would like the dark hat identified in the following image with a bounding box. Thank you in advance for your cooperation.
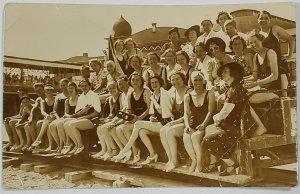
[168,27,180,37]
[184,25,201,39]
[217,62,244,82]
[205,37,226,53]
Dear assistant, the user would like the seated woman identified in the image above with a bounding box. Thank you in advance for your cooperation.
[161,49,182,90]
[31,84,56,150]
[160,72,191,172]
[91,81,121,159]
[183,71,215,173]
[142,52,168,89]
[123,38,143,63]
[106,60,123,82]
[115,75,173,164]
[245,33,281,103]
[128,54,146,76]
[14,96,33,152]
[48,81,79,154]
[175,50,194,87]
[115,73,151,163]
[202,62,250,176]
[63,79,101,155]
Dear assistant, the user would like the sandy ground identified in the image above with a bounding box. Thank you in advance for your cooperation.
[2,166,112,189]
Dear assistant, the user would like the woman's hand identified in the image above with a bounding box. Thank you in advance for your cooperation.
[129,115,138,123]
[244,81,257,89]
[150,116,158,122]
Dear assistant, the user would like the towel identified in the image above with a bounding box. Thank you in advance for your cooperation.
[149,87,173,119]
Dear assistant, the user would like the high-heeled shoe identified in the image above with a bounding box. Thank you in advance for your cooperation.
[141,154,158,165]
[165,161,177,172]
[131,150,141,164]
[32,140,42,147]
[113,151,127,161]
[74,146,85,155]
[121,150,132,163]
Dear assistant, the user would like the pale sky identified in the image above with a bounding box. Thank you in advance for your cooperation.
[3,1,296,61]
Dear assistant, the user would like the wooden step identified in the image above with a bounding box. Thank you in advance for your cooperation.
[34,164,61,174]
[65,170,92,182]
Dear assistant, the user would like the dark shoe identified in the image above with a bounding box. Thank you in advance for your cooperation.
[219,161,237,176]
[202,161,220,173]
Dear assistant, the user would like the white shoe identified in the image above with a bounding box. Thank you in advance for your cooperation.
[141,154,158,165]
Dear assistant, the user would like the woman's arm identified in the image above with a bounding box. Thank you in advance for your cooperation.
[274,25,295,59]
[183,94,191,129]
[40,100,48,117]
[142,70,149,87]
[64,99,69,116]
[53,95,59,113]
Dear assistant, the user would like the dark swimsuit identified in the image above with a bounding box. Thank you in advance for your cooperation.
[44,101,54,114]
[56,96,67,117]
[189,91,210,129]
[171,89,189,120]
[131,89,150,121]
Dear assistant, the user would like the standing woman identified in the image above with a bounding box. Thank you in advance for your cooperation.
[49,82,79,154]
[162,49,182,90]
[202,62,249,176]
[160,72,191,172]
[181,25,201,57]
[215,11,232,33]
[128,55,146,76]
[123,38,143,62]
[115,76,173,164]
[142,52,168,89]
[258,10,295,95]
[176,50,194,86]
[106,60,122,82]
[115,39,134,76]
[64,79,101,155]
[31,84,56,150]
[183,71,215,172]
[194,42,212,82]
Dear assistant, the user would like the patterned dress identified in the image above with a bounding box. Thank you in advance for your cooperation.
[203,83,252,159]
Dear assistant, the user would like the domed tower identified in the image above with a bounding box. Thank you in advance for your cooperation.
[112,15,132,39]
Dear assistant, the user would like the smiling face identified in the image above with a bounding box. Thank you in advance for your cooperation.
[188,30,198,42]
[170,73,185,89]
[169,31,179,42]
[130,74,143,88]
[117,79,129,93]
[147,54,159,66]
[115,41,124,52]
[106,62,115,74]
[225,24,236,38]
[221,67,233,83]
[231,38,244,53]
[60,80,68,91]
[176,54,188,66]
[90,61,101,72]
[34,86,45,97]
[202,20,212,33]
[194,45,206,59]
[258,13,271,27]
[67,85,77,95]
[249,36,263,52]
[126,40,135,50]
[79,81,90,94]
[192,74,205,89]
[107,82,118,96]
[218,14,230,27]
[209,43,222,57]
[165,51,176,65]
[129,56,141,70]
[150,77,161,91]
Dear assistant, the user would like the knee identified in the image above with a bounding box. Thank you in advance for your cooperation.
[138,129,147,136]
[191,131,203,141]
[166,128,175,137]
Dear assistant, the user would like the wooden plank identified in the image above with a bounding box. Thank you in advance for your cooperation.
[65,170,92,182]
[241,134,296,150]
[3,157,22,168]
[20,163,35,172]
[34,164,61,174]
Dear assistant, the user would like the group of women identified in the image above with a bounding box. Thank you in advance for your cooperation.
[4,10,294,176]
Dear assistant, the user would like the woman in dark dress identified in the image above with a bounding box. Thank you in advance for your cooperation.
[115,39,134,76]
[202,62,250,176]
[183,71,215,173]
[257,10,295,96]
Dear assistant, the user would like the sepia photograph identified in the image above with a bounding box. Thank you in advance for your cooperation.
[1,0,298,190]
